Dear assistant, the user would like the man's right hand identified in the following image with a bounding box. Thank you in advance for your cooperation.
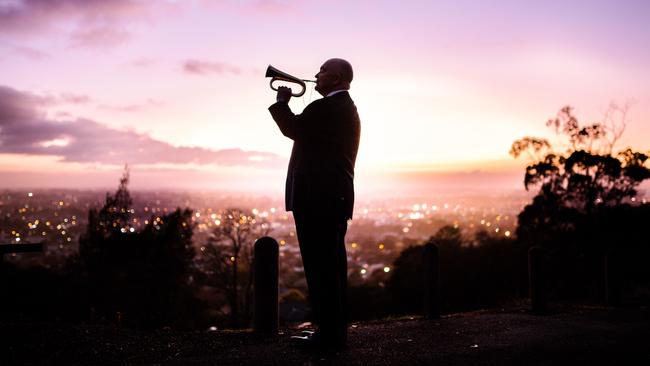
[276,86,292,103]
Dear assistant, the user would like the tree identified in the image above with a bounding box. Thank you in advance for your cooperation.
[79,167,134,269]
[386,226,524,315]
[76,167,200,328]
[197,208,270,327]
[511,105,650,302]
[510,105,650,248]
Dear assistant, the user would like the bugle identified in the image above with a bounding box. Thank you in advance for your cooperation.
[265,65,315,97]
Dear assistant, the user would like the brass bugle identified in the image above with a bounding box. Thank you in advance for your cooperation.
[265,65,315,97]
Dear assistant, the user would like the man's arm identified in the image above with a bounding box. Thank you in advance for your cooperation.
[268,85,301,140]
[268,101,302,140]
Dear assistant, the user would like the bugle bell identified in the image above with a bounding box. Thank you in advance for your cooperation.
[265,65,315,97]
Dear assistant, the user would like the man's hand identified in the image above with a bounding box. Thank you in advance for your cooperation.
[276,86,292,103]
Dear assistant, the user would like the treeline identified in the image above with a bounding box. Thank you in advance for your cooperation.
[1,172,202,329]
[347,226,529,321]
[346,202,650,321]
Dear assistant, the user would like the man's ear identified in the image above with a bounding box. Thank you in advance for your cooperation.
[334,73,343,86]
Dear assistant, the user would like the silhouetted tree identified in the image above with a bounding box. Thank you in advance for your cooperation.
[76,167,200,328]
[197,208,270,327]
[511,105,650,302]
[79,167,134,269]
[385,226,525,316]
[511,105,649,248]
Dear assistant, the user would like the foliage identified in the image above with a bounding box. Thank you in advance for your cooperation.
[383,226,527,316]
[196,208,270,327]
[76,167,201,328]
[511,105,650,248]
[511,105,650,303]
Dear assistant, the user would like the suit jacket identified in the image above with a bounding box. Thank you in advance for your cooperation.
[268,91,361,220]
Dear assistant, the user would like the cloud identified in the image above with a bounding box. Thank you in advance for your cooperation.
[126,57,158,68]
[251,0,298,14]
[0,85,283,167]
[182,59,242,75]
[58,93,92,104]
[69,25,131,48]
[0,0,147,33]
[10,44,51,60]
[98,99,164,113]
[0,0,178,48]
[197,0,300,15]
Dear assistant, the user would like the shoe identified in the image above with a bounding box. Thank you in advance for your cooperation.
[290,333,320,349]
[291,330,346,354]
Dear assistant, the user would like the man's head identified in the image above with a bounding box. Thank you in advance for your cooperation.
[315,58,353,96]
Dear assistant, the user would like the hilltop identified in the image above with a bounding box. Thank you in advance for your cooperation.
[2,304,649,365]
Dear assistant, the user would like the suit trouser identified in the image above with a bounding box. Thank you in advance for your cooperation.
[293,204,348,344]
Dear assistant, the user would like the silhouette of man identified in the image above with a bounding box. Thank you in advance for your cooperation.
[268,58,360,350]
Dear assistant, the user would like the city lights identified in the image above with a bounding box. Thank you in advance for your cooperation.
[0,190,538,284]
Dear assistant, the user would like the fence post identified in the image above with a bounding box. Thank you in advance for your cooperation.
[253,236,279,336]
[604,251,621,306]
[528,246,547,315]
[423,242,440,319]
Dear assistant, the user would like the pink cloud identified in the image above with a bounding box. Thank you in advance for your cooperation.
[98,99,164,113]
[127,57,158,68]
[11,44,51,60]
[182,59,242,75]
[58,93,92,104]
[0,85,283,167]
[0,0,180,48]
[197,0,301,15]
[69,25,131,48]
[251,0,298,14]
[0,0,148,34]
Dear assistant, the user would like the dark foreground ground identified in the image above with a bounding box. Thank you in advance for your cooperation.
[2,304,649,366]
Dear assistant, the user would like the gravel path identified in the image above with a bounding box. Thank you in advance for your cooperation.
[3,305,649,365]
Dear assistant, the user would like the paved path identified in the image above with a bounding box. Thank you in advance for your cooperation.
[3,305,649,365]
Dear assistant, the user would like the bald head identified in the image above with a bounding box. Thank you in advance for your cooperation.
[328,58,353,83]
[315,58,354,96]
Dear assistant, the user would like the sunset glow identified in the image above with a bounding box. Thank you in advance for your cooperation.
[1,0,649,194]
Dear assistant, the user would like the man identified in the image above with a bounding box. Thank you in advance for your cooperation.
[268,58,360,351]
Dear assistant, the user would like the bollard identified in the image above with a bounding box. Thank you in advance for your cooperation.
[253,236,279,336]
[604,251,621,306]
[423,242,440,319]
[528,246,547,315]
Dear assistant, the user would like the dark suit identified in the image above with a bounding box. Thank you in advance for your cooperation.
[269,91,360,346]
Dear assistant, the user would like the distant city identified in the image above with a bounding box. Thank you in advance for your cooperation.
[2,188,648,280]
[0,188,518,259]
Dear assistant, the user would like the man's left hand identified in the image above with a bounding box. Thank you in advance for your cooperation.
[277,86,292,103]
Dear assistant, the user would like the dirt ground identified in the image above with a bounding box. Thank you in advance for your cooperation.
[2,304,649,365]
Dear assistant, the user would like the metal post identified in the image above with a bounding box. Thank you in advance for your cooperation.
[423,242,440,319]
[253,236,279,336]
[604,251,621,306]
[528,246,547,315]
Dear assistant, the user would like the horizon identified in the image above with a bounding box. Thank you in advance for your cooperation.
[1,0,649,193]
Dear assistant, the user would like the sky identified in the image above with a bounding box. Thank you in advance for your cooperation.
[1,0,649,196]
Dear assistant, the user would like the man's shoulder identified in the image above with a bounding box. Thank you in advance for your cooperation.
[329,91,352,101]
[318,92,355,110]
